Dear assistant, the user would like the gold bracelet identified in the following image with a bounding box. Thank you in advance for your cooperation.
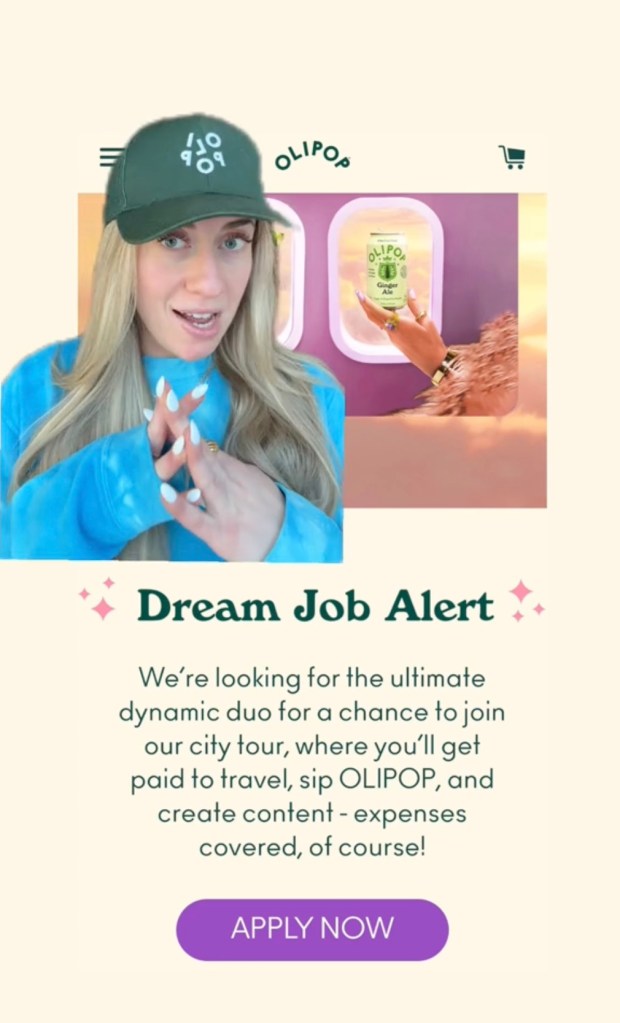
[431,349,459,387]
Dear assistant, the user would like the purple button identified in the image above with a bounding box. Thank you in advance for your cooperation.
[177,899,448,961]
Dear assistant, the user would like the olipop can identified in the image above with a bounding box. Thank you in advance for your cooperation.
[367,233,408,309]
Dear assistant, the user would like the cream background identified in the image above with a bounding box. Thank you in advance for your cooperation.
[1,4,616,1022]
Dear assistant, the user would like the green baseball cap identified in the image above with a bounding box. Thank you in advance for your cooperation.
[104,113,289,243]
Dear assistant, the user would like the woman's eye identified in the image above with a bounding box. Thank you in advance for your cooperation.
[159,234,186,250]
[222,235,249,252]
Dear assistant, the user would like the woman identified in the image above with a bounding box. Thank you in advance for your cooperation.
[1,114,344,562]
[356,289,518,416]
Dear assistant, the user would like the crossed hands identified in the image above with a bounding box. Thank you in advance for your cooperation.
[145,377,284,562]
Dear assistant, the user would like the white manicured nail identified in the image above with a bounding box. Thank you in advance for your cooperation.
[160,482,177,503]
[409,288,417,299]
[143,408,153,422]
[172,435,185,455]
[155,376,165,398]
[166,389,179,412]
[187,488,202,503]
[190,420,201,445]
[191,382,208,399]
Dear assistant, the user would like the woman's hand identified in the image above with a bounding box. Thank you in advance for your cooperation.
[159,421,285,562]
[144,376,208,481]
[355,288,447,377]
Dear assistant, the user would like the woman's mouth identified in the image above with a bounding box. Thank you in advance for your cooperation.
[174,310,221,337]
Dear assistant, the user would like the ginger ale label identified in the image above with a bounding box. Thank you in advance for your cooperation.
[367,233,408,309]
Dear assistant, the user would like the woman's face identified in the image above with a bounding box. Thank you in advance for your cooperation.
[135,216,256,360]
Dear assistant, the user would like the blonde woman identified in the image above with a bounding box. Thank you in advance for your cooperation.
[1,115,343,561]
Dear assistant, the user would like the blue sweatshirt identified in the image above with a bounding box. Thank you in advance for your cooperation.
[1,340,344,562]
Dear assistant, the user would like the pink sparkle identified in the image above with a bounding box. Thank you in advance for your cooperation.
[513,611,524,622]
[534,603,545,615]
[93,598,114,620]
[103,577,115,589]
[79,588,90,600]
[510,580,532,603]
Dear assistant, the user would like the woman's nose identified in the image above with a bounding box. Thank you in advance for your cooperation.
[184,249,224,296]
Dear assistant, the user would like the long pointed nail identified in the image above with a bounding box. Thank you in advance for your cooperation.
[191,382,208,399]
[143,408,154,422]
[155,376,165,398]
[172,435,185,455]
[355,290,366,301]
[166,389,179,412]
[190,420,201,445]
[187,488,202,504]
[408,288,417,299]
[160,482,177,503]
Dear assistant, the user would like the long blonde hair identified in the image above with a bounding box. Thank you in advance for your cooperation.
[11,221,341,560]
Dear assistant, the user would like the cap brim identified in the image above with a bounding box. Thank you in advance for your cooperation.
[117,193,291,243]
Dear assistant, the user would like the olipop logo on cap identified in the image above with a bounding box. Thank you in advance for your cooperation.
[105,114,290,243]
[180,131,226,175]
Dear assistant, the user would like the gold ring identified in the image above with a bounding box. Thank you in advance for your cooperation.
[384,313,400,332]
[206,440,219,453]
[415,310,428,322]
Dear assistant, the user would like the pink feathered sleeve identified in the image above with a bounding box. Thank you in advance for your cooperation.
[412,312,518,416]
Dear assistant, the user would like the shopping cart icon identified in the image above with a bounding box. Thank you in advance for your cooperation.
[499,145,525,169]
